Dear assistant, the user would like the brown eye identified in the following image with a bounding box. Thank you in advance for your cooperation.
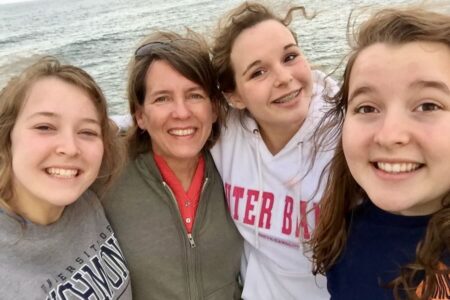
[34,124,55,131]
[355,105,377,114]
[416,102,441,112]
[284,53,298,63]
[153,96,169,103]
[250,69,266,79]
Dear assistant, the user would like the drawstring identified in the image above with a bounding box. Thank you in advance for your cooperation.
[285,141,306,249]
[253,128,263,249]
[285,141,304,190]
[296,142,306,246]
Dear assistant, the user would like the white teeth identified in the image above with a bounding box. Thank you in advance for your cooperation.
[273,90,300,104]
[169,128,195,136]
[377,162,421,173]
[46,168,78,178]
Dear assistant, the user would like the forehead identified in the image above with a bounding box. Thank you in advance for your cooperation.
[230,20,297,68]
[21,77,99,119]
[145,60,203,91]
[350,41,450,89]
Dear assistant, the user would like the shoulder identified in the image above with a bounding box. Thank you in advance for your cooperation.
[0,208,23,245]
[65,190,106,223]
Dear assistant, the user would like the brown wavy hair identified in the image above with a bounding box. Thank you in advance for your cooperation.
[311,6,450,300]
[0,56,126,212]
[126,31,226,158]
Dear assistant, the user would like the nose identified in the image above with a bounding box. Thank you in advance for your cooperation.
[273,65,293,87]
[373,111,411,148]
[171,98,192,119]
[56,131,81,156]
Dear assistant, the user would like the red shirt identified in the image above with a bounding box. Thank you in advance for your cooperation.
[153,153,205,233]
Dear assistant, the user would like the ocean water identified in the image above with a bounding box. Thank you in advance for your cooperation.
[0,0,419,114]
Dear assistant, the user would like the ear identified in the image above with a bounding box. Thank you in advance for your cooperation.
[134,106,146,130]
[225,91,246,110]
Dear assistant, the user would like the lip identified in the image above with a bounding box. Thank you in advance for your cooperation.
[370,160,424,181]
[271,89,301,106]
[44,166,82,179]
[168,127,197,137]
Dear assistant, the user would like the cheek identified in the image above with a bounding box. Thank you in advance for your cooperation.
[195,102,216,124]
[342,119,362,161]
[86,141,104,168]
[139,107,163,133]
[11,132,42,161]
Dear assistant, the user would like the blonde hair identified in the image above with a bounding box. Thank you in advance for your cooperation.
[0,56,125,212]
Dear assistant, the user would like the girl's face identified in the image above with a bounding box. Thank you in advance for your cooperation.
[229,20,313,139]
[135,60,216,167]
[10,77,104,223]
[343,41,450,216]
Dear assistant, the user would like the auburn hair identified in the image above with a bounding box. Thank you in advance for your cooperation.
[311,6,450,300]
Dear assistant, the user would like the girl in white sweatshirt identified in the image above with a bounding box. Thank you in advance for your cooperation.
[210,2,338,299]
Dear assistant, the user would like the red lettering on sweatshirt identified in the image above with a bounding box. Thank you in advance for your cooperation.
[282,196,320,240]
[243,189,258,225]
[231,186,245,220]
[227,183,320,240]
[224,183,232,211]
[282,196,294,235]
[297,201,310,239]
[259,192,274,229]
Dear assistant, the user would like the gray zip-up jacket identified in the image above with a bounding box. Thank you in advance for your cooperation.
[103,151,243,300]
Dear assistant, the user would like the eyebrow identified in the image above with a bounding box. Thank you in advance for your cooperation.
[27,111,100,125]
[410,80,450,94]
[149,86,206,97]
[241,43,298,76]
[348,79,450,103]
[348,86,375,103]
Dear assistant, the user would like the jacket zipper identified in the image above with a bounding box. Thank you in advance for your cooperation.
[162,181,207,248]
[186,177,209,248]
[187,233,196,248]
[163,176,209,300]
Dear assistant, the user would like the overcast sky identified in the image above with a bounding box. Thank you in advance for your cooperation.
[0,0,38,4]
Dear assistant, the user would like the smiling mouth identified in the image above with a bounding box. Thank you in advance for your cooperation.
[374,162,423,174]
[46,168,79,178]
[168,128,196,136]
[272,89,301,104]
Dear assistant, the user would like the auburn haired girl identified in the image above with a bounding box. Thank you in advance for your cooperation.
[312,7,450,300]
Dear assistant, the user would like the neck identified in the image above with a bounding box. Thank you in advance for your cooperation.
[259,121,304,155]
[165,155,200,191]
[10,194,64,225]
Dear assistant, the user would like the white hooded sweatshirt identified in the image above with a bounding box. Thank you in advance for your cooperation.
[210,71,337,300]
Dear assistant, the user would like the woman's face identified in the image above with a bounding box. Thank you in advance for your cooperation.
[342,41,450,216]
[229,19,313,137]
[135,60,217,166]
[10,77,104,223]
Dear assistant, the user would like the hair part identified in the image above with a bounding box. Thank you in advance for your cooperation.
[311,6,450,300]
[126,30,226,158]
[0,56,126,213]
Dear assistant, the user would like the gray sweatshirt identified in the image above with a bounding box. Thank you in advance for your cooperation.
[0,190,132,300]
